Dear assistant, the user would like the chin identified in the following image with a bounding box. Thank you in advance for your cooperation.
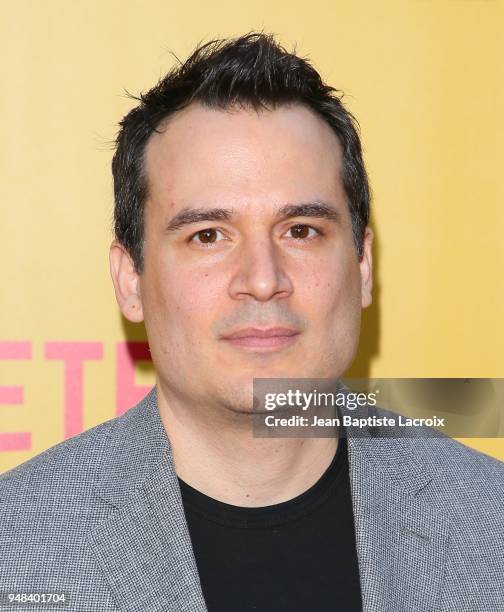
[220,387,256,415]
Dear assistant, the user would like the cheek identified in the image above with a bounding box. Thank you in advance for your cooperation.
[148,264,227,336]
[297,256,361,317]
[177,269,226,313]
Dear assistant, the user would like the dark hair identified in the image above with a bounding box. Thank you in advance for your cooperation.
[112,32,370,273]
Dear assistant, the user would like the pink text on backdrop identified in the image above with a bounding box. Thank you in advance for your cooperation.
[0,341,152,452]
[0,342,32,452]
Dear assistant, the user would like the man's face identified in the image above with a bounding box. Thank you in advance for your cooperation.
[111,102,372,416]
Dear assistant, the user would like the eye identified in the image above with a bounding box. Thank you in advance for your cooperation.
[188,227,226,247]
[285,224,321,240]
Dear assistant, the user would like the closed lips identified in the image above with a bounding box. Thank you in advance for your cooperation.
[223,328,299,339]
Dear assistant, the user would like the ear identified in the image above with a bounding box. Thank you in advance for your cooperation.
[359,227,373,308]
[109,240,144,323]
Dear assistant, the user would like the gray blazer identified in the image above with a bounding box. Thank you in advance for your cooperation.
[1,387,503,611]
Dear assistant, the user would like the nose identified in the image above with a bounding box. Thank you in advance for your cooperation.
[228,235,294,302]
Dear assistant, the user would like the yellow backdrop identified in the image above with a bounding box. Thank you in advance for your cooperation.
[1,0,503,472]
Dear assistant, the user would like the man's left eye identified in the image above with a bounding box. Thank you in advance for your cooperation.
[286,224,320,240]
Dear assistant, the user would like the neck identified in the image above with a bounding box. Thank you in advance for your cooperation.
[156,383,338,507]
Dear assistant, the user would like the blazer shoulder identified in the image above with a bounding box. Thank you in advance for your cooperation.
[405,436,504,527]
[0,389,159,512]
[370,402,504,485]
[0,412,120,501]
[417,434,504,483]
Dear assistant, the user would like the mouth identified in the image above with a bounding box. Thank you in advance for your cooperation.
[221,327,301,352]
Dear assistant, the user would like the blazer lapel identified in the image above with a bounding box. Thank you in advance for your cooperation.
[87,387,208,612]
[348,434,450,612]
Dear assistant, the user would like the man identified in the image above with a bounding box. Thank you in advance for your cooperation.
[1,32,503,612]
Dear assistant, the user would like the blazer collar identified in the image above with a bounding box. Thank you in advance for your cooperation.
[88,387,208,612]
[89,387,448,612]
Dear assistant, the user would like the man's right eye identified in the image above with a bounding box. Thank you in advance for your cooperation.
[188,228,226,247]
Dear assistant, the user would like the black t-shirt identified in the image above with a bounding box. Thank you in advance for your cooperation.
[178,434,362,611]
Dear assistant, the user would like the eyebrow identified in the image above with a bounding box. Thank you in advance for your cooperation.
[164,200,342,233]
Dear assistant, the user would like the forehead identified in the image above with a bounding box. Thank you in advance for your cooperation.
[143,101,344,212]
